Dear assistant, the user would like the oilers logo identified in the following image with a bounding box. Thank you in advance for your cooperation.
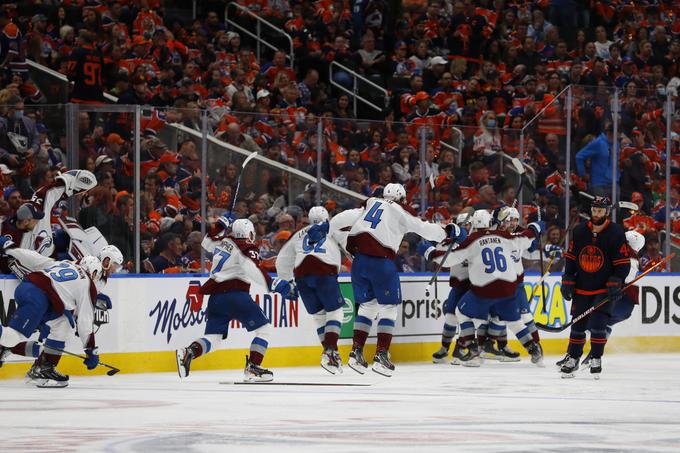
[578,245,604,273]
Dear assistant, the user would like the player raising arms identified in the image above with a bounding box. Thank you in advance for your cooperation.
[275,206,346,374]
[331,183,454,376]
[176,218,293,382]
[421,213,544,367]
[559,196,630,379]
[0,253,103,387]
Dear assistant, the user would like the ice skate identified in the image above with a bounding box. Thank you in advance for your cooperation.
[176,347,193,378]
[321,348,343,375]
[0,346,9,368]
[243,355,273,382]
[25,362,69,388]
[371,350,395,377]
[528,342,545,367]
[432,346,450,364]
[590,357,602,380]
[555,353,570,369]
[450,343,465,365]
[580,352,593,370]
[499,345,521,362]
[560,356,580,378]
[348,347,368,375]
[460,341,482,367]
[480,338,502,360]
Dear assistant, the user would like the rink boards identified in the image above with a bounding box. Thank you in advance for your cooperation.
[1,273,679,378]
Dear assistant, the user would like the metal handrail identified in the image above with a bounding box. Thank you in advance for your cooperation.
[225,2,294,67]
[329,61,389,116]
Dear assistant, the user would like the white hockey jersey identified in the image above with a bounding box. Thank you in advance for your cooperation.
[5,247,56,279]
[429,241,469,289]
[275,223,343,281]
[440,228,536,298]
[336,198,446,259]
[26,261,97,348]
[200,235,271,294]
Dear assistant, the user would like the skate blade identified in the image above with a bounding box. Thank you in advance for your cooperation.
[32,379,68,388]
[176,350,188,379]
[244,374,274,383]
[371,363,394,377]
[499,356,521,363]
[461,359,482,368]
[561,372,576,379]
[450,359,461,366]
[348,360,367,375]
[481,353,501,361]
[432,357,448,364]
[321,363,340,375]
[532,358,546,368]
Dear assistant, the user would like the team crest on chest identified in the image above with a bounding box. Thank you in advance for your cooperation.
[578,245,604,273]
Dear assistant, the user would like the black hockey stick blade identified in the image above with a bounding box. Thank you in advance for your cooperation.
[48,346,121,376]
[536,322,570,333]
[223,381,372,386]
[106,367,121,376]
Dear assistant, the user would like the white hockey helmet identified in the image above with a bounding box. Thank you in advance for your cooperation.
[455,212,472,226]
[231,219,256,243]
[471,209,492,230]
[308,206,329,225]
[383,183,406,202]
[625,230,646,253]
[99,245,123,274]
[80,255,103,282]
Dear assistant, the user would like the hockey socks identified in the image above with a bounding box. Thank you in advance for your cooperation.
[250,337,269,365]
[10,341,42,358]
[441,313,458,349]
[324,308,343,351]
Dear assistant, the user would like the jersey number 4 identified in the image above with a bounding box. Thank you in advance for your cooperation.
[364,202,384,229]
[481,247,507,273]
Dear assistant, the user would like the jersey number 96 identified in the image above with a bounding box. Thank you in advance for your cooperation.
[481,247,507,273]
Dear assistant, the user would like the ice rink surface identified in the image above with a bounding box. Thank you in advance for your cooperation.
[2,353,679,453]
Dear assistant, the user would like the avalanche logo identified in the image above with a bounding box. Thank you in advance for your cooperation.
[578,245,604,273]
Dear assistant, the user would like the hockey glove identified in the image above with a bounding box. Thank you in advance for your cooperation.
[0,235,15,254]
[561,274,576,301]
[288,281,299,299]
[84,347,99,370]
[95,293,112,310]
[271,278,292,298]
[416,240,436,260]
[307,220,329,244]
[446,223,467,243]
[528,221,545,237]
[607,276,623,306]
[528,238,540,253]
[544,244,563,259]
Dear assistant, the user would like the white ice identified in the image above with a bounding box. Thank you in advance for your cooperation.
[1,353,679,453]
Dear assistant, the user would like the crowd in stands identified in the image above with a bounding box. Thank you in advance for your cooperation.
[0,0,678,274]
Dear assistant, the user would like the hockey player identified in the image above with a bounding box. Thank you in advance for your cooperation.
[275,206,346,374]
[0,253,103,387]
[329,183,452,376]
[558,230,644,370]
[176,218,294,382]
[425,211,473,365]
[422,213,544,367]
[560,196,630,379]
[487,206,542,363]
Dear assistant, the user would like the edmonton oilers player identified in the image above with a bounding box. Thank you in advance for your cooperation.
[329,183,456,376]
[276,206,346,374]
[560,196,630,378]
[176,218,294,382]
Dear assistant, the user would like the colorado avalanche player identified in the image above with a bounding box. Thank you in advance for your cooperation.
[0,244,122,383]
[425,211,473,365]
[176,218,293,382]
[0,255,103,387]
[425,215,544,367]
[276,206,346,374]
[329,183,453,376]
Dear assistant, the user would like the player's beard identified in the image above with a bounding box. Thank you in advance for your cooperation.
[591,213,607,225]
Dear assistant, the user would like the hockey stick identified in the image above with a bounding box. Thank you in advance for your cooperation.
[536,253,674,333]
[536,203,547,314]
[229,151,259,214]
[49,346,120,376]
[510,157,526,208]
[530,254,556,312]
